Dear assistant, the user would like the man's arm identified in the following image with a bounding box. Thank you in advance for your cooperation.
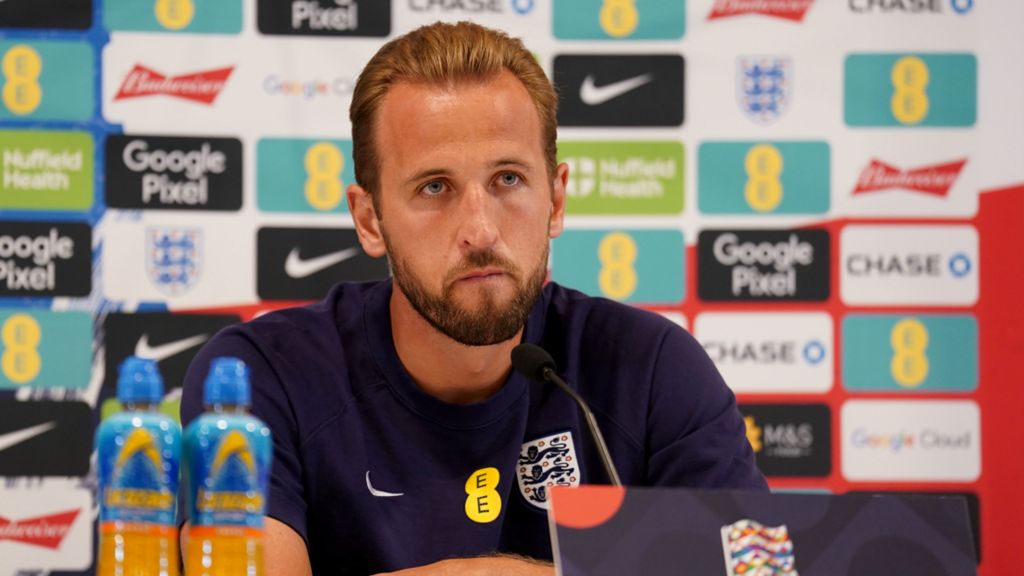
[265,517,313,576]
[374,555,553,576]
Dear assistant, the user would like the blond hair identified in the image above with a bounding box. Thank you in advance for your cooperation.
[349,21,558,201]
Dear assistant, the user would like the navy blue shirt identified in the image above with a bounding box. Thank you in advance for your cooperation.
[181,280,766,574]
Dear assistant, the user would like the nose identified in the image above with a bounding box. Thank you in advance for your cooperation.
[456,182,499,251]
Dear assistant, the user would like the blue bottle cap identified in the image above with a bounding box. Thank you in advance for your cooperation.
[203,357,251,407]
[117,356,164,405]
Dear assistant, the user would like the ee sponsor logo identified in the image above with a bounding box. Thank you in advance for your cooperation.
[0,130,93,211]
[552,229,684,304]
[698,142,830,215]
[258,138,354,214]
[465,467,501,523]
[698,229,829,302]
[0,310,92,390]
[848,0,974,15]
[554,0,685,40]
[559,141,683,215]
[741,404,831,477]
[104,0,242,33]
[258,0,391,37]
[0,41,94,121]
[0,222,91,297]
[842,314,977,392]
[845,53,976,127]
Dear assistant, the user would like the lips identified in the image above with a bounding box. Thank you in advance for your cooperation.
[458,269,507,282]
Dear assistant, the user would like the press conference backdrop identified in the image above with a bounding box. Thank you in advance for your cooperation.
[0,1,1022,574]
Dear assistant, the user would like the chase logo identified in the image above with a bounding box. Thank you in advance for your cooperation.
[844,53,976,127]
[849,0,974,14]
[696,312,832,394]
[257,138,353,214]
[840,225,978,306]
[146,227,201,296]
[0,41,93,122]
[698,142,830,215]
[697,229,829,302]
[551,229,684,304]
[554,0,685,40]
[0,310,91,390]
[258,0,391,37]
[740,403,831,477]
[409,0,535,15]
[104,0,242,33]
[559,141,683,215]
[842,314,977,393]
[0,130,93,211]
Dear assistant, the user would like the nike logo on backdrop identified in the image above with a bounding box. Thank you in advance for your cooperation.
[285,247,361,279]
[579,73,653,105]
[0,422,56,453]
[366,471,403,498]
[135,333,209,362]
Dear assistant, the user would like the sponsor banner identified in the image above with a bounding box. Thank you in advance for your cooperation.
[0,130,93,211]
[553,0,685,39]
[105,134,243,211]
[0,484,92,572]
[257,227,389,301]
[848,0,976,15]
[257,0,391,37]
[697,229,829,302]
[257,138,354,214]
[105,0,242,33]
[840,224,978,306]
[554,54,684,127]
[0,40,94,122]
[844,53,977,127]
[698,141,830,215]
[559,141,683,215]
[696,312,832,394]
[842,400,981,482]
[740,403,831,477]
[0,309,92,390]
[551,229,684,304]
[102,218,253,306]
[0,0,92,29]
[0,221,91,297]
[707,0,816,21]
[102,312,241,423]
[0,400,92,476]
[842,314,978,393]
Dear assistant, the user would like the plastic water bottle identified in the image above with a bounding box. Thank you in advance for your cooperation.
[183,357,272,576]
[97,356,181,576]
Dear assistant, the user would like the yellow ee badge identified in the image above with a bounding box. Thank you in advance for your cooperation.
[464,467,501,523]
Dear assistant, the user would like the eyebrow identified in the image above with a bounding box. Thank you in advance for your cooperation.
[403,158,533,186]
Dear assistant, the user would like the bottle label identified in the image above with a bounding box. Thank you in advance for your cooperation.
[187,415,271,527]
[97,414,180,525]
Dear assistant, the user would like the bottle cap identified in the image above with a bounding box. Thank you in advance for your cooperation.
[203,357,251,407]
[117,356,164,405]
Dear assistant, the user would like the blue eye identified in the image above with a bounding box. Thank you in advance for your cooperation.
[421,181,445,196]
[499,173,520,186]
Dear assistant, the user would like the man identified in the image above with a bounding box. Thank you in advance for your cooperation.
[181,21,766,576]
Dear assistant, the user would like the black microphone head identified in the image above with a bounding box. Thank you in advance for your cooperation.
[511,343,556,384]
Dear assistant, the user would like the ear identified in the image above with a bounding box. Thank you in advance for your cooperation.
[347,183,387,258]
[547,162,569,239]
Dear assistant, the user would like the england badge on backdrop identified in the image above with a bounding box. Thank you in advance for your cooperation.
[146,227,201,296]
[737,57,792,125]
[517,431,579,510]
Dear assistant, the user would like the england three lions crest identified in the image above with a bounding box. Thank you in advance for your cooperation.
[517,431,580,510]
[146,227,201,296]
[738,57,792,125]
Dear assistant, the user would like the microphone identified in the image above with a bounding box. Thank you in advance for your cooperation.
[511,343,622,487]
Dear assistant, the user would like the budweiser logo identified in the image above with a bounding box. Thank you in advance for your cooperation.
[115,65,235,105]
[708,0,815,21]
[0,509,80,549]
[853,159,967,197]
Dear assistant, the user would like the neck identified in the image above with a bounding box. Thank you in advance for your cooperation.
[389,284,521,405]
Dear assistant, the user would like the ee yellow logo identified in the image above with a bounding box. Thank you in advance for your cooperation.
[155,0,196,30]
[890,317,929,388]
[600,0,639,38]
[304,142,345,211]
[744,144,784,213]
[598,232,638,300]
[464,467,501,524]
[1,313,42,385]
[890,56,930,126]
[2,45,43,116]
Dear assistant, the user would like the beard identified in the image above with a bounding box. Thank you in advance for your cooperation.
[385,236,548,347]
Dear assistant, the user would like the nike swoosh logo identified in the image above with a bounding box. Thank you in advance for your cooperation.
[135,333,209,362]
[285,246,361,279]
[0,422,56,453]
[579,73,653,106]
[366,471,403,498]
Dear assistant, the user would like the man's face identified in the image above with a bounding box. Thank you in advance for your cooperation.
[364,70,567,346]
